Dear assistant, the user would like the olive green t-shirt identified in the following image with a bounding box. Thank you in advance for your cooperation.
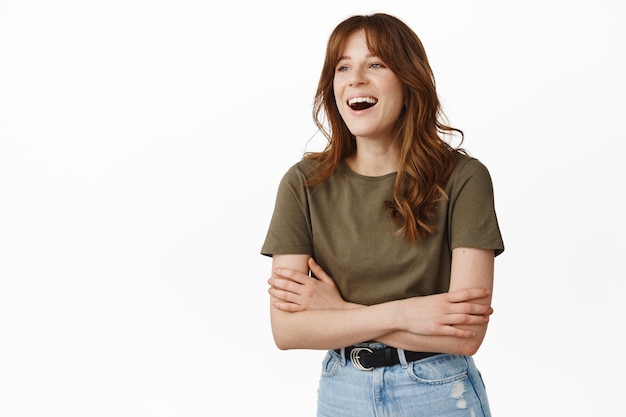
[261,153,504,306]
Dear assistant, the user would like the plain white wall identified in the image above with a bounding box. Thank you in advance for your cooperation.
[1,0,624,415]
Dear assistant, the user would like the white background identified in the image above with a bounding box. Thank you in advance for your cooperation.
[1,0,624,415]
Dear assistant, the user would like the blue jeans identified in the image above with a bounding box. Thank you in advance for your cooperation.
[317,343,491,417]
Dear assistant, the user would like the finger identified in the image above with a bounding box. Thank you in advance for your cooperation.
[271,298,305,313]
[443,313,490,326]
[308,258,335,284]
[273,267,310,285]
[269,291,305,311]
[450,302,493,316]
[447,288,491,303]
[438,325,476,338]
[270,268,309,285]
[268,277,303,294]
[268,287,302,304]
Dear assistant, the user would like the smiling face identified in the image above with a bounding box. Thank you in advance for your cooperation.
[333,30,405,143]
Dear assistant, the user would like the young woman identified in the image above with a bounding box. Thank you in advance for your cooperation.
[261,13,504,417]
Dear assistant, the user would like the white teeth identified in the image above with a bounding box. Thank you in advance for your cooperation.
[348,97,378,106]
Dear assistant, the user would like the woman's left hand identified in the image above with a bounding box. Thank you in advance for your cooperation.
[268,258,350,312]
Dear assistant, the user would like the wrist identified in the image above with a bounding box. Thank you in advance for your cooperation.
[361,300,413,341]
[381,299,407,332]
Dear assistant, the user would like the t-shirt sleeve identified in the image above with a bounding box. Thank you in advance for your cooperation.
[261,164,314,257]
[449,159,505,256]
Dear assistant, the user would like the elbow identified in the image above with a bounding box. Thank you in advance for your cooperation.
[451,325,487,356]
[271,323,299,350]
[458,340,480,357]
[457,332,486,356]
[270,308,306,350]
[273,335,292,351]
[273,333,305,351]
[272,322,314,350]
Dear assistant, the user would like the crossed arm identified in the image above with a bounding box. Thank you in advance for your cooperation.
[268,247,495,356]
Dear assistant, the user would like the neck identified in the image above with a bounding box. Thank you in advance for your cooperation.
[346,137,399,176]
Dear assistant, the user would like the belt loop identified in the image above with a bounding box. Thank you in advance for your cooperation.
[339,347,347,366]
[397,348,409,368]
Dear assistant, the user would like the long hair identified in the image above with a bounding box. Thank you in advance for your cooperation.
[305,13,463,243]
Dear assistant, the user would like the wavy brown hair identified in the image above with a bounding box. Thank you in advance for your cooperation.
[304,13,464,243]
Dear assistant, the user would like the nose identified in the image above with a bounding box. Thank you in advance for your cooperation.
[348,67,367,86]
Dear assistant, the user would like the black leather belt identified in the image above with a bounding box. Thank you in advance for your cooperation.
[335,346,439,371]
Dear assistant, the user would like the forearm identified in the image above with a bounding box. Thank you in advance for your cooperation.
[270,291,489,350]
[334,297,489,355]
[267,252,493,352]
[336,301,489,356]
[375,323,488,356]
[270,299,402,350]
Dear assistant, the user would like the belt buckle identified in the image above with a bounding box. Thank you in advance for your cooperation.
[350,347,373,371]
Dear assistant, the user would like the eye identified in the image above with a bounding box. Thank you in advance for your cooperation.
[336,65,350,72]
[369,62,384,69]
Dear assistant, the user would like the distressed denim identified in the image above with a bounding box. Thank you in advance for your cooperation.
[317,343,491,417]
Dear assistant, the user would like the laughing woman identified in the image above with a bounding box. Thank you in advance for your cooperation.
[261,13,504,417]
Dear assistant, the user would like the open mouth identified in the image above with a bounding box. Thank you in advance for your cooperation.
[348,97,378,110]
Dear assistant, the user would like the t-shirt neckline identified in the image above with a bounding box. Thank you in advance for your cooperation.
[338,159,398,182]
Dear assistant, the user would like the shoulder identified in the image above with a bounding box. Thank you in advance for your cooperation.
[448,153,493,186]
[445,152,496,199]
[452,153,491,177]
[275,158,325,196]
[276,159,315,187]
[281,158,319,181]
